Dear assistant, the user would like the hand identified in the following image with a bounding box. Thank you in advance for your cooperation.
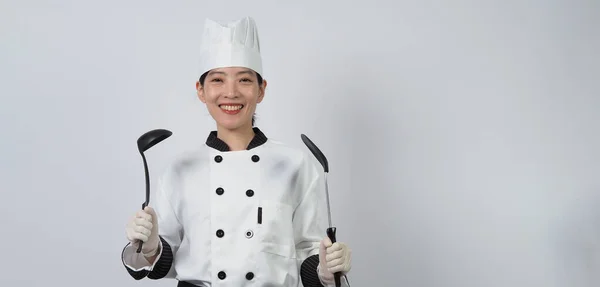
[126,206,160,256]
[318,236,352,285]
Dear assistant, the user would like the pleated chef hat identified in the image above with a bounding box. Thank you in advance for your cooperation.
[198,16,263,77]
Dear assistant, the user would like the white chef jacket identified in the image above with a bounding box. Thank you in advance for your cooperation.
[121,128,339,287]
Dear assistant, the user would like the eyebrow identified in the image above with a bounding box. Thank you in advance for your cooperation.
[207,70,253,76]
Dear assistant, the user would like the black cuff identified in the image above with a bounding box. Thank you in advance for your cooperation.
[121,236,174,281]
[300,254,325,287]
[121,244,149,280]
[147,236,174,279]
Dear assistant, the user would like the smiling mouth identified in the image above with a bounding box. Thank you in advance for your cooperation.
[219,104,244,111]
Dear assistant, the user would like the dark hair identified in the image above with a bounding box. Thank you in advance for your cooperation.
[199,70,264,126]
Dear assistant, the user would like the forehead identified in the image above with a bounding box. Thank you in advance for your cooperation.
[207,67,255,76]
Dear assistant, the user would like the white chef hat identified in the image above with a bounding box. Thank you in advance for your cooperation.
[198,16,263,78]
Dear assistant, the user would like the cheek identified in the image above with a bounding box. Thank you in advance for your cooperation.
[241,88,260,102]
[202,89,220,103]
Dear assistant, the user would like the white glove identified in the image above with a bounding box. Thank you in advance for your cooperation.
[318,236,352,285]
[126,206,160,257]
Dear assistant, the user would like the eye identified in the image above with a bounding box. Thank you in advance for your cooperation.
[211,78,223,82]
[240,78,253,83]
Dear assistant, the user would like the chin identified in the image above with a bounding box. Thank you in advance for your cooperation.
[217,119,251,131]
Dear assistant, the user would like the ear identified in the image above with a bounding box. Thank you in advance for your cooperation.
[257,79,267,103]
[196,81,206,103]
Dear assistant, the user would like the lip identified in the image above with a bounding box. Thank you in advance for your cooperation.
[218,103,245,107]
[219,103,244,115]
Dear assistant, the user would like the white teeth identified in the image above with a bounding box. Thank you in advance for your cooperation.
[220,105,243,111]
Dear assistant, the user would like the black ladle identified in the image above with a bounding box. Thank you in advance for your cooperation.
[136,128,172,253]
[301,134,349,287]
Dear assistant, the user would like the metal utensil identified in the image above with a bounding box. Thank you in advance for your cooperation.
[301,134,347,287]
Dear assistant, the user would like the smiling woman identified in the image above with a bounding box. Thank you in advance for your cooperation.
[120,16,353,287]
[197,67,264,128]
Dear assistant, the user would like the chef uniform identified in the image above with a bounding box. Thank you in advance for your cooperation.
[121,17,338,287]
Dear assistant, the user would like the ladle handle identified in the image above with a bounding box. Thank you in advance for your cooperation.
[135,202,147,253]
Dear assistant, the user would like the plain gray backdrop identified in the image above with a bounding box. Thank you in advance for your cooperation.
[1,0,599,286]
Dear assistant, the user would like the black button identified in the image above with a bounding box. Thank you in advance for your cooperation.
[246,189,254,197]
[215,155,223,163]
[218,271,226,280]
[251,155,260,162]
[245,230,254,238]
[216,229,224,238]
[246,272,254,280]
[216,187,224,195]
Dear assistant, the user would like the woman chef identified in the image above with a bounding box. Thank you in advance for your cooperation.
[120,17,352,287]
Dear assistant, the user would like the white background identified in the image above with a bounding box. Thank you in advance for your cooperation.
[1,0,600,286]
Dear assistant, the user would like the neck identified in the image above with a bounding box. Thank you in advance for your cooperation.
[216,124,255,151]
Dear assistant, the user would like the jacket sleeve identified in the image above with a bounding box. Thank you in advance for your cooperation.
[293,156,328,287]
[121,168,183,280]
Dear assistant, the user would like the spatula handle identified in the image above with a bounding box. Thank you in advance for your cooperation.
[326,227,341,287]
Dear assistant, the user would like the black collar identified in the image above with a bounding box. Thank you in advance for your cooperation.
[205,127,268,152]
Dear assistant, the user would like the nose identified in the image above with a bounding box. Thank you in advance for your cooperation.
[224,81,238,98]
